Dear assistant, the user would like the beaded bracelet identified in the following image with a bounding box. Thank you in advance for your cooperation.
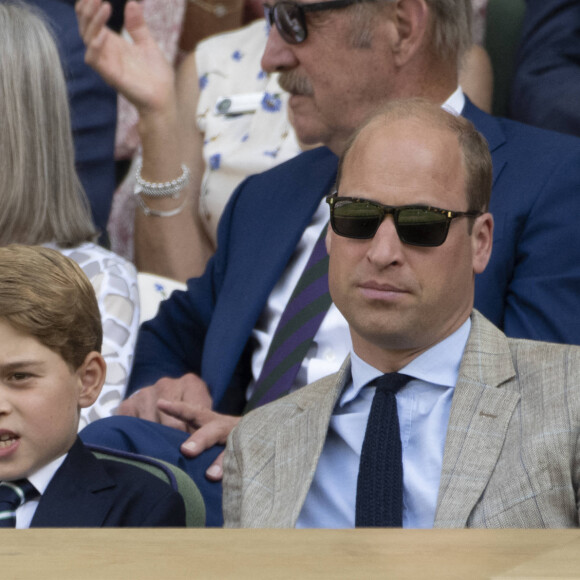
[135,160,190,198]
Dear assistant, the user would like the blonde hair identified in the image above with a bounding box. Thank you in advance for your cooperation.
[0,1,97,247]
[0,245,102,370]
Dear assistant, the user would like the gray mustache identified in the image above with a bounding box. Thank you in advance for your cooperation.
[278,71,314,96]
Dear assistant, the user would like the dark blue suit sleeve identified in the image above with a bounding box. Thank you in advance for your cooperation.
[510,0,580,137]
[127,180,239,395]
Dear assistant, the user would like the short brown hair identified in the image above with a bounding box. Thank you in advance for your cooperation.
[336,98,492,212]
[0,245,102,369]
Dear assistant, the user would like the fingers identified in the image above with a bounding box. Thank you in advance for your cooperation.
[117,387,189,432]
[206,452,225,482]
[157,398,208,427]
[123,0,148,40]
[76,0,111,44]
[177,410,240,457]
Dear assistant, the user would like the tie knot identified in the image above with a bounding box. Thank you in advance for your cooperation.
[373,372,413,395]
[0,479,38,510]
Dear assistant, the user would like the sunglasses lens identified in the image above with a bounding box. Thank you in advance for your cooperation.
[274,2,307,43]
[396,208,448,246]
[332,201,382,239]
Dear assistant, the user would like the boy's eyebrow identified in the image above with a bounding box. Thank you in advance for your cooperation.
[0,360,45,372]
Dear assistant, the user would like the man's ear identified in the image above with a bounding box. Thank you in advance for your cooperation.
[77,351,107,408]
[390,0,429,67]
[472,212,494,275]
[325,225,333,255]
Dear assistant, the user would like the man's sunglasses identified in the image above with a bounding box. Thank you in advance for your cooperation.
[263,0,376,44]
[326,195,482,247]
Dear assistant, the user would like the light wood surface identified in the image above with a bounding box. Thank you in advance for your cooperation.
[1,529,580,579]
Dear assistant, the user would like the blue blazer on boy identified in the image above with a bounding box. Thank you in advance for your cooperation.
[30,438,185,527]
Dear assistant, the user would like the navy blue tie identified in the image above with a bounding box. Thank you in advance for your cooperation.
[0,479,39,528]
[355,373,413,527]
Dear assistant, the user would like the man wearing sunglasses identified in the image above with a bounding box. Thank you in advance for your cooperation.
[223,101,580,528]
[78,0,580,527]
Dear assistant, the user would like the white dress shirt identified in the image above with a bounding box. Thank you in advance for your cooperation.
[296,318,471,528]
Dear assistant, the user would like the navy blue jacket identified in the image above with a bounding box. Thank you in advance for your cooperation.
[31,438,185,527]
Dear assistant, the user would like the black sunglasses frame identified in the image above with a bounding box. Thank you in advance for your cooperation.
[326,194,483,247]
[263,0,376,44]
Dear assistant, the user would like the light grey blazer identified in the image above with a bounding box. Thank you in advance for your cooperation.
[223,311,580,528]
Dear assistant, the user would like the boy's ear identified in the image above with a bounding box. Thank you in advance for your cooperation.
[77,351,106,408]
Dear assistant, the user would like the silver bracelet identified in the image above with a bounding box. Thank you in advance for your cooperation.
[135,160,190,198]
[135,193,189,218]
[187,0,230,17]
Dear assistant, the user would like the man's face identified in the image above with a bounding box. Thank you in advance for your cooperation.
[262,1,397,153]
[327,118,492,370]
[0,321,98,480]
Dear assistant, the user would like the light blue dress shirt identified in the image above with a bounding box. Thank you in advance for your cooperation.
[296,319,471,528]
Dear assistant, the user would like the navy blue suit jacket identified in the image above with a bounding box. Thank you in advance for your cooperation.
[24,0,119,234]
[30,438,185,527]
[127,99,580,411]
[510,0,580,137]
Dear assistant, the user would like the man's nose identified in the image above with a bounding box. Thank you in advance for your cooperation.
[366,216,405,267]
[261,24,299,72]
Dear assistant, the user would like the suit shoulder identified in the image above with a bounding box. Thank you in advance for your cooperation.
[507,338,580,383]
[497,115,580,155]
[242,146,338,186]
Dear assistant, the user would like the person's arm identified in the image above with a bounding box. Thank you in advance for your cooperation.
[77,0,213,280]
[134,52,214,280]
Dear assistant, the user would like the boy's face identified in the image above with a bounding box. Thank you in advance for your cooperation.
[0,320,103,481]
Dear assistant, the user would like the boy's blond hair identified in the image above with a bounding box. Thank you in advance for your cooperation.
[0,245,102,370]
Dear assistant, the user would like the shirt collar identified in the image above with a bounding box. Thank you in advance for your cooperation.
[26,453,67,496]
[342,317,471,407]
[442,86,465,116]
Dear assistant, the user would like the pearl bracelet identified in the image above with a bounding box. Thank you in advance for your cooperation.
[135,160,190,198]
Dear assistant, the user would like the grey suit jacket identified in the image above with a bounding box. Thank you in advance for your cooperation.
[223,311,580,528]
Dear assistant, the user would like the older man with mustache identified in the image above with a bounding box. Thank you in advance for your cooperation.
[77,0,580,527]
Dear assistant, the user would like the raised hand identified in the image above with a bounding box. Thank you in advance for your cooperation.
[75,0,175,113]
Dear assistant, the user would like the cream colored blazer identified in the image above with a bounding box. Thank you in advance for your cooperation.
[223,311,580,528]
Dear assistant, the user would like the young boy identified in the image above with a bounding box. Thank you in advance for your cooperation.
[0,245,186,527]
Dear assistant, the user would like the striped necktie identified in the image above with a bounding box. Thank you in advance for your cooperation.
[356,373,413,527]
[0,479,39,528]
[245,224,332,412]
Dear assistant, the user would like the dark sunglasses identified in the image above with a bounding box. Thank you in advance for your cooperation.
[263,0,375,44]
[326,194,482,247]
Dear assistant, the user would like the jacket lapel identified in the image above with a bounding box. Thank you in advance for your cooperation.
[434,311,520,527]
[31,438,117,527]
[206,146,338,405]
[269,358,351,527]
